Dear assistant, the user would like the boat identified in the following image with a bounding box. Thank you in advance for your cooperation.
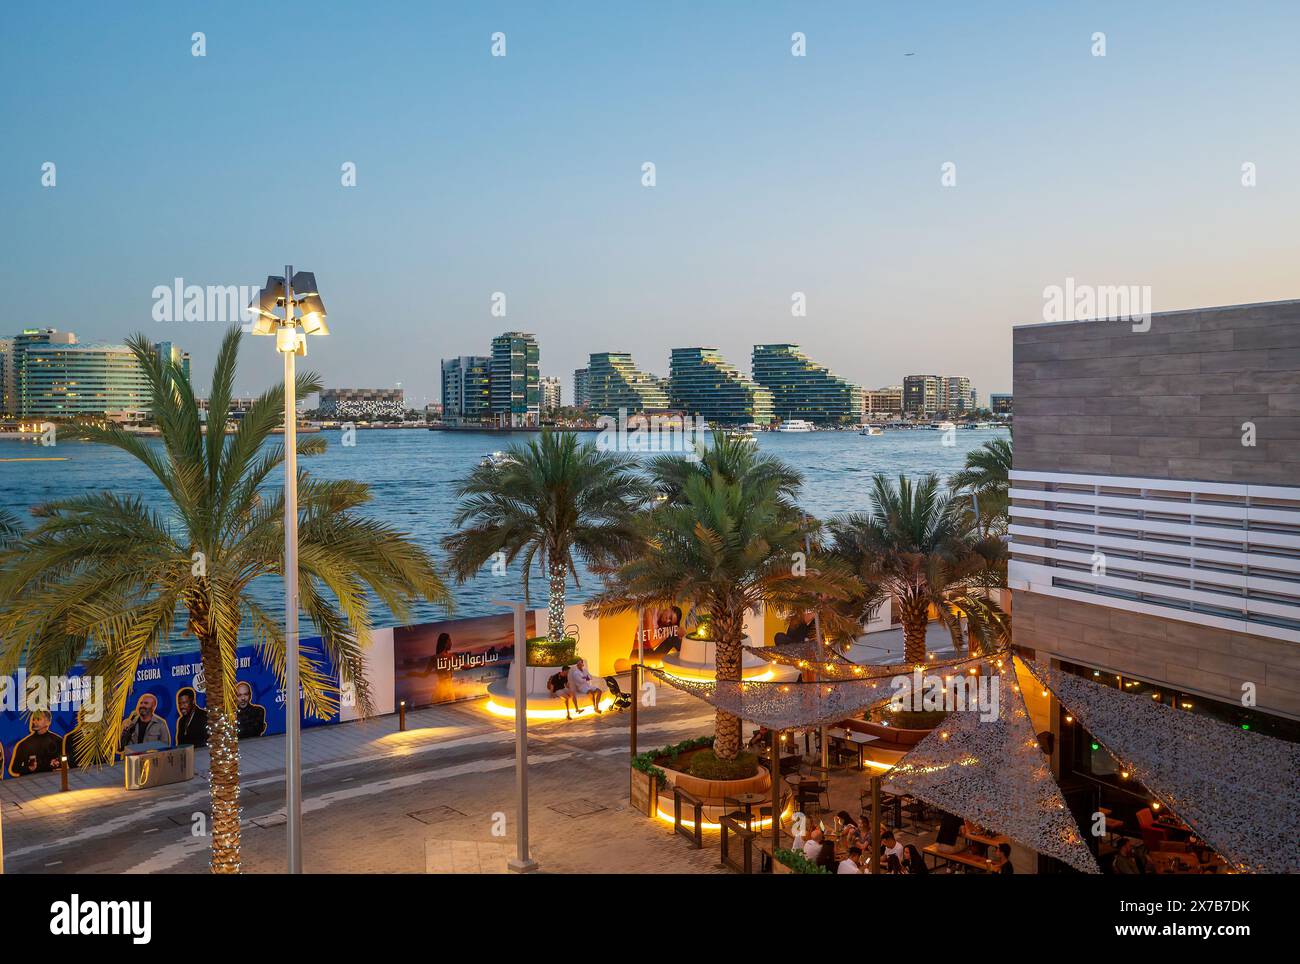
[479,451,513,468]
[776,419,815,433]
[933,420,957,432]
[859,425,884,436]
[727,428,756,441]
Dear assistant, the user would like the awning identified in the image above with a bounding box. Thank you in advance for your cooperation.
[885,658,1100,874]
[648,669,897,731]
[1025,660,1300,874]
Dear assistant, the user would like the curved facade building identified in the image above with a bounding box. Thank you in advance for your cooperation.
[586,352,669,416]
[751,343,863,425]
[668,347,774,425]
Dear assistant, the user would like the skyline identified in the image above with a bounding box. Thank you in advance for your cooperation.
[4,1,1299,406]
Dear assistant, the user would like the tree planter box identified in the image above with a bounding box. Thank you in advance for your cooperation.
[629,767,659,818]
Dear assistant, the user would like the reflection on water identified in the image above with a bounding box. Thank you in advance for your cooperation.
[0,426,1008,647]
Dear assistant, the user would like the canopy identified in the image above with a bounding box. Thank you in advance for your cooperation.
[748,644,994,681]
[1026,660,1300,874]
[649,669,897,731]
[885,658,1100,874]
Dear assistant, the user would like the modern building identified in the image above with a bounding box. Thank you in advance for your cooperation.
[317,388,406,420]
[19,341,154,421]
[8,328,78,417]
[0,337,12,415]
[441,355,492,426]
[153,341,192,384]
[573,368,590,410]
[585,352,670,416]
[490,332,540,427]
[903,373,976,416]
[990,392,1013,415]
[1009,300,1300,810]
[751,344,863,425]
[540,375,562,413]
[668,347,774,425]
[863,385,904,417]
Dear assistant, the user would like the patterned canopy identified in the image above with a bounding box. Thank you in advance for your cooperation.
[747,644,995,682]
[648,669,897,730]
[884,659,1100,874]
[1025,660,1300,874]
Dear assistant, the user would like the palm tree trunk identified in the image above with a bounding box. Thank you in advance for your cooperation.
[196,632,240,874]
[899,596,930,665]
[712,605,744,761]
[547,560,566,642]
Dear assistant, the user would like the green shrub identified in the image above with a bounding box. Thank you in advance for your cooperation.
[685,748,759,780]
[775,847,830,874]
[632,736,714,783]
[526,636,577,667]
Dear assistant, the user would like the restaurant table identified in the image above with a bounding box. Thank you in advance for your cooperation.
[828,727,879,770]
[734,791,769,825]
[961,824,1010,850]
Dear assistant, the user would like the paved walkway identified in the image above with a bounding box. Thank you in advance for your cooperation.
[0,686,727,874]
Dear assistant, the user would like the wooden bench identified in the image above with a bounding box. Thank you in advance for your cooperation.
[922,843,993,873]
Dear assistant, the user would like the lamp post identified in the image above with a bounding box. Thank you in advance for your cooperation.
[247,267,329,874]
[493,598,539,873]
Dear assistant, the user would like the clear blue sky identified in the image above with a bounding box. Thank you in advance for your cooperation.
[2,1,1297,406]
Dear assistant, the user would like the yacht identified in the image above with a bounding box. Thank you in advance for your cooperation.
[859,425,884,436]
[933,420,957,432]
[776,419,815,432]
[479,451,513,468]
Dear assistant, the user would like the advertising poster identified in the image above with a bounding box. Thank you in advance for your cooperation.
[393,612,532,708]
[603,604,687,674]
[1,638,341,778]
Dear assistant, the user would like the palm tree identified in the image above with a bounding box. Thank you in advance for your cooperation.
[0,327,450,873]
[829,473,1007,664]
[590,444,857,762]
[948,437,1012,536]
[0,509,19,546]
[442,430,649,643]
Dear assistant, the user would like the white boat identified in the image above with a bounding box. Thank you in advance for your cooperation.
[777,419,815,433]
[479,451,513,468]
[933,420,957,432]
[859,425,884,436]
[727,428,756,441]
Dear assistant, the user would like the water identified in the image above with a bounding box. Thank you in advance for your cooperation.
[0,426,1008,642]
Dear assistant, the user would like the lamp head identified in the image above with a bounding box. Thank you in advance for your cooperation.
[290,271,319,297]
[297,292,329,335]
[247,277,287,333]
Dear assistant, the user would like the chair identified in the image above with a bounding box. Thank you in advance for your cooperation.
[1136,808,1168,851]
[723,796,753,832]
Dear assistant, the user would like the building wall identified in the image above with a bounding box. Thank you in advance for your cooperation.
[1011,298,1300,724]
[1012,300,1300,485]
[1015,592,1300,719]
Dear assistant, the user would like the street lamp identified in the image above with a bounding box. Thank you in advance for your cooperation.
[247,265,328,875]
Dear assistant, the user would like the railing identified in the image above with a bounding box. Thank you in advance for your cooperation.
[719,814,755,874]
[672,786,703,849]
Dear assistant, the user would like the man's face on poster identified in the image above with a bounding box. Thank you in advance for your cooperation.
[33,713,50,735]
[178,691,193,715]
[236,683,251,709]
[138,694,157,720]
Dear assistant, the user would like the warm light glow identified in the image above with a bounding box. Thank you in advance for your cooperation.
[660,665,775,683]
[654,798,793,831]
[483,696,615,720]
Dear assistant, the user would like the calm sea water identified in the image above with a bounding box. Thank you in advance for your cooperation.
[0,426,1008,642]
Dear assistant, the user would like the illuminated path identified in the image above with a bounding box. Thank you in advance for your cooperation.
[0,688,724,874]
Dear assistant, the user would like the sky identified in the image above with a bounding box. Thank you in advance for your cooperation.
[2,1,1298,407]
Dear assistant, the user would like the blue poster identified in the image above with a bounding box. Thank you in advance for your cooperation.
[0,636,338,779]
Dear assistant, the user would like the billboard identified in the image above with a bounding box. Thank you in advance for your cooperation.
[393,612,532,709]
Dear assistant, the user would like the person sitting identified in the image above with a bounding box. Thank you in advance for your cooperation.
[815,839,838,872]
[993,842,1014,874]
[903,843,930,875]
[883,853,904,875]
[565,658,604,715]
[802,828,824,861]
[1112,838,1141,875]
[935,811,963,854]
[880,830,905,863]
[546,666,574,719]
[838,846,863,874]
[833,810,859,846]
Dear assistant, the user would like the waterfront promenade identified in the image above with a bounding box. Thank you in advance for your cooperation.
[0,682,728,875]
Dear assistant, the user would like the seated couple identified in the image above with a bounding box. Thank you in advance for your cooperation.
[545,658,604,719]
